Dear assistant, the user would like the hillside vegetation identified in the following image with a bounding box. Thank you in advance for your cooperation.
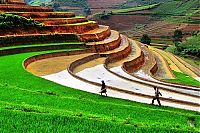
[176,33,200,57]
[167,71,200,86]
[167,33,200,57]
[113,0,170,9]
[112,3,159,14]
[0,13,44,29]
[28,0,165,7]
[153,0,200,16]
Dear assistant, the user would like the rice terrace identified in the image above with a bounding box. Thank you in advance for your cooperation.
[0,0,200,132]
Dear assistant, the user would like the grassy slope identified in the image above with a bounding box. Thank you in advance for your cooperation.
[112,3,159,14]
[166,71,200,86]
[165,45,200,86]
[112,0,169,9]
[177,34,200,56]
[152,0,200,23]
[153,0,199,15]
[0,50,199,132]
[165,34,200,68]
[94,3,160,19]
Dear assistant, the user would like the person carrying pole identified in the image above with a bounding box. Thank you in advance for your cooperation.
[152,86,162,106]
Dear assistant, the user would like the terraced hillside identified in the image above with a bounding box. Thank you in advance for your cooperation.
[0,1,200,132]
[92,0,200,45]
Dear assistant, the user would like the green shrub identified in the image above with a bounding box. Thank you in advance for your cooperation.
[140,34,151,45]
[0,13,44,29]
[175,34,200,57]
[166,71,200,86]
[172,29,183,42]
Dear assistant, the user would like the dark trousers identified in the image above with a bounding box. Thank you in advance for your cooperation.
[152,97,161,106]
[100,89,107,96]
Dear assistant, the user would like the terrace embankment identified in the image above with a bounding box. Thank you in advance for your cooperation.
[0,0,26,4]
[0,43,85,56]
[87,30,121,52]
[34,17,88,25]
[0,21,99,36]
[0,4,99,36]
[151,48,175,79]
[122,40,145,73]
[26,53,93,76]
[15,12,76,18]
[154,49,199,78]
[79,25,111,42]
[0,4,53,12]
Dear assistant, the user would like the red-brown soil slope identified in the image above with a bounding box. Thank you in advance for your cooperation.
[96,14,157,35]
[88,0,128,13]
[96,14,200,42]
[88,0,127,8]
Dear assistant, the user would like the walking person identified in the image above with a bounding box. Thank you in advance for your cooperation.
[151,86,162,106]
[100,80,107,96]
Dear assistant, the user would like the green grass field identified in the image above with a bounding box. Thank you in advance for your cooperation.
[152,0,200,23]
[112,3,159,14]
[0,49,199,132]
[153,0,199,16]
[166,71,200,87]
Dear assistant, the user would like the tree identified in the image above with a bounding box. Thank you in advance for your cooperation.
[52,2,60,10]
[41,3,46,6]
[172,29,183,43]
[140,34,151,45]
[84,7,91,16]
[174,34,200,57]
